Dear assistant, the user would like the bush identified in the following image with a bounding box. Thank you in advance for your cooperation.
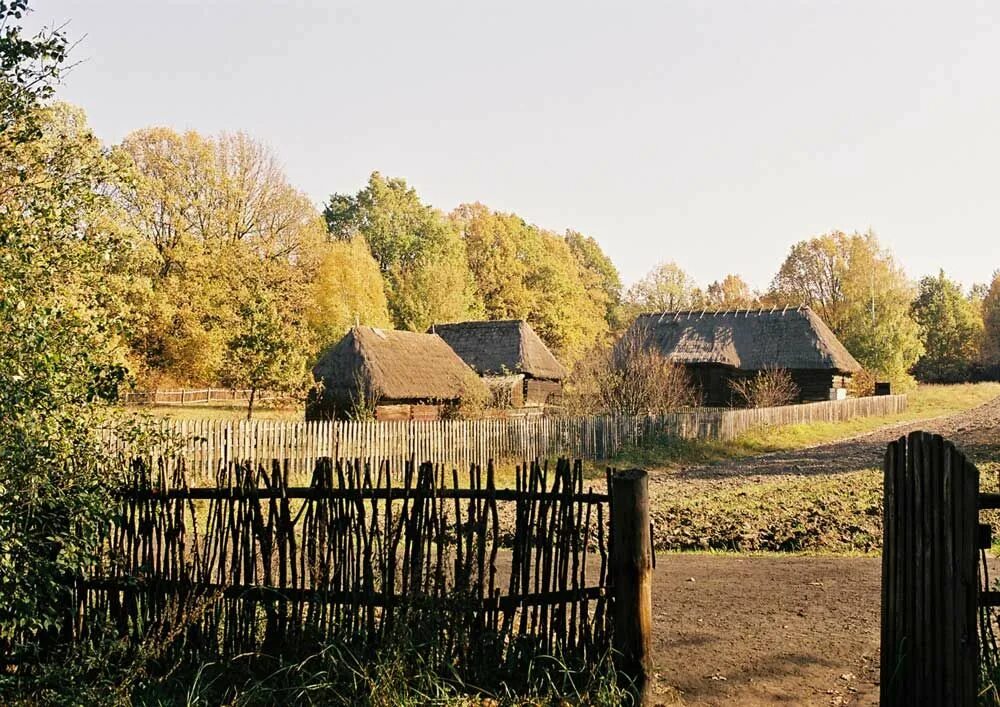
[729,366,799,408]
[567,325,699,415]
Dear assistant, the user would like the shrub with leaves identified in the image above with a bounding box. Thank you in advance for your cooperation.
[0,0,138,671]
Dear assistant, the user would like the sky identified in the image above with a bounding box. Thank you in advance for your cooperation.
[27,0,1000,291]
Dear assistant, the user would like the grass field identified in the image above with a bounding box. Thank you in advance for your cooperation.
[125,403,303,421]
[607,382,1000,474]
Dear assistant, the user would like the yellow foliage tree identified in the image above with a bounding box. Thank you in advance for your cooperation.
[307,236,392,348]
[117,127,326,387]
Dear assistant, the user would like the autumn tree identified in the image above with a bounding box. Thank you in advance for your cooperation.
[306,235,391,348]
[325,172,481,330]
[769,231,922,387]
[450,203,613,366]
[705,274,757,309]
[565,230,624,331]
[451,202,534,319]
[625,261,703,313]
[982,271,1000,368]
[910,270,984,382]
[117,128,326,386]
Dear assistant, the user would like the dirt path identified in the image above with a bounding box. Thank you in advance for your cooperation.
[646,396,1000,705]
[649,556,881,706]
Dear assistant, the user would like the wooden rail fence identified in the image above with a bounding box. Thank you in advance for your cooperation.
[121,388,286,406]
[880,431,996,706]
[63,456,655,700]
[113,395,906,481]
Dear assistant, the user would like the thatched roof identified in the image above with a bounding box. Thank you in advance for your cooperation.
[312,327,487,403]
[627,306,862,374]
[430,320,569,381]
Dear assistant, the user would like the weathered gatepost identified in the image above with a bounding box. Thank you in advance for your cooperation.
[880,431,980,707]
[611,468,655,705]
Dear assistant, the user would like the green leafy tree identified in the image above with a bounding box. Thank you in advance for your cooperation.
[220,293,311,419]
[0,4,136,659]
[981,271,1000,367]
[326,173,481,329]
[910,271,984,382]
[769,231,923,388]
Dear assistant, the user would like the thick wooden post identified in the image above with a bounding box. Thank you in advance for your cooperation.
[611,468,654,704]
[881,431,979,707]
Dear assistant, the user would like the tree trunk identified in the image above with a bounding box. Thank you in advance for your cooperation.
[247,387,256,421]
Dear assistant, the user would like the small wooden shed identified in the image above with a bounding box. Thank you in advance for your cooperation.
[430,320,568,409]
[306,326,487,421]
[626,306,862,406]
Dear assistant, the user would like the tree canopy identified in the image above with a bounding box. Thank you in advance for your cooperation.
[769,231,923,387]
[117,127,326,387]
[625,261,702,313]
[450,202,615,366]
[325,172,481,331]
[910,270,984,382]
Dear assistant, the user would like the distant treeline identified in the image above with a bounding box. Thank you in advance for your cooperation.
[15,111,1000,396]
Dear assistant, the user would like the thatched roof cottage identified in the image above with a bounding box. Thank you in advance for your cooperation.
[307,326,487,421]
[430,320,568,409]
[625,307,862,406]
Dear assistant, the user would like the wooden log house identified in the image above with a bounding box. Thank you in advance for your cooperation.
[306,326,488,421]
[430,319,569,410]
[625,306,863,407]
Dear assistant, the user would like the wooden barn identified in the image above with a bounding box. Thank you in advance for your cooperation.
[626,306,862,407]
[306,326,488,421]
[430,320,568,410]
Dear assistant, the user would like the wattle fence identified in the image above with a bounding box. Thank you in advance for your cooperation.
[112,395,906,482]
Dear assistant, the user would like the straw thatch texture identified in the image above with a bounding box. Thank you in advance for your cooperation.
[431,320,569,381]
[310,327,487,419]
[629,307,862,373]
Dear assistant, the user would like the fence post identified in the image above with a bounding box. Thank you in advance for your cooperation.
[611,468,654,705]
[880,431,979,707]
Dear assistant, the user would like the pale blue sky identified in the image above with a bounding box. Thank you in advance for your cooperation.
[29,0,1000,290]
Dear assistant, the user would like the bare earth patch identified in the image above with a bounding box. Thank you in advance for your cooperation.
[646,395,1000,704]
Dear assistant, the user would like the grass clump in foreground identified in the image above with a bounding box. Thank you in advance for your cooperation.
[3,617,636,707]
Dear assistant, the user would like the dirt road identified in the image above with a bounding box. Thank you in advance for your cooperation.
[649,556,880,706]
[648,396,1000,705]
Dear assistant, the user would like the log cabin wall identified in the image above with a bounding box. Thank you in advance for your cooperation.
[686,364,853,407]
[524,378,563,407]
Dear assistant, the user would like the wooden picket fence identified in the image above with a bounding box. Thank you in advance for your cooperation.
[111,395,906,482]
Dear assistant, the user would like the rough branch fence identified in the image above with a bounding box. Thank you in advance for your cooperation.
[114,395,906,481]
[880,431,998,707]
[68,456,654,699]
